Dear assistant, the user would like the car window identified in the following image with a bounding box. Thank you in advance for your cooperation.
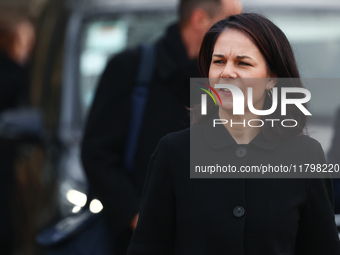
[79,12,176,119]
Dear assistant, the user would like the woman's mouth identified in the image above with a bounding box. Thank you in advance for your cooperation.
[219,88,232,97]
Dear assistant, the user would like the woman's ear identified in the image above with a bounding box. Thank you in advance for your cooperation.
[267,74,278,89]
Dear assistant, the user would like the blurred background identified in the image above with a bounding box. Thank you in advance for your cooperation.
[1,0,340,254]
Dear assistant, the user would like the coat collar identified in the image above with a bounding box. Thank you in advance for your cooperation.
[155,23,201,107]
[156,23,201,81]
[0,51,22,70]
[204,112,281,150]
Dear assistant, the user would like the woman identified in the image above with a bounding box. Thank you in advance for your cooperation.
[127,13,340,254]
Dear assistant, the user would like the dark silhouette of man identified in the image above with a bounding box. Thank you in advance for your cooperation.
[81,0,242,253]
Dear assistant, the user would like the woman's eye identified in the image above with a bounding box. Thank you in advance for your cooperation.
[239,62,251,66]
[213,60,224,64]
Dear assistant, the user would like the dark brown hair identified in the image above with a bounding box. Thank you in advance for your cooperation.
[178,0,221,25]
[196,13,306,140]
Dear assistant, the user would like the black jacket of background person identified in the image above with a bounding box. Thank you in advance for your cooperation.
[0,52,29,252]
[81,23,200,237]
[0,52,28,113]
[127,114,340,255]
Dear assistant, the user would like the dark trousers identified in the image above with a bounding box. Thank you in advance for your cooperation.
[0,145,16,255]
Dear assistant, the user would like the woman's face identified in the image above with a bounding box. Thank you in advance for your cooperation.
[209,29,275,113]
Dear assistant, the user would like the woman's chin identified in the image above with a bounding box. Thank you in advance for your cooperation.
[218,105,234,115]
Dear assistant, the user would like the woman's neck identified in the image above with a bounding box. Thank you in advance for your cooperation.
[218,108,261,144]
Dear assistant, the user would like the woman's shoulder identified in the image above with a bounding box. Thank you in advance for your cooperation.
[160,127,191,148]
[160,123,206,147]
[281,134,323,150]
[149,128,191,171]
[279,134,325,161]
[157,125,207,157]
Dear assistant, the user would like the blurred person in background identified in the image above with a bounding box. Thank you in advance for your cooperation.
[81,0,242,254]
[0,10,35,255]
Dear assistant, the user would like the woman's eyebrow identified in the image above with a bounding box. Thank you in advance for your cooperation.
[236,55,253,60]
[212,54,254,60]
[212,54,224,58]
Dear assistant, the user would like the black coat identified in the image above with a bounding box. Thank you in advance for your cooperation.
[127,114,340,255]
[327,107,340,213]
[81,23,201,248]
[0,52,29,252]
[0,52,29,112]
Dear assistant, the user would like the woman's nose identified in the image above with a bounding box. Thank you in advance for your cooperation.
[221,63,237,79]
